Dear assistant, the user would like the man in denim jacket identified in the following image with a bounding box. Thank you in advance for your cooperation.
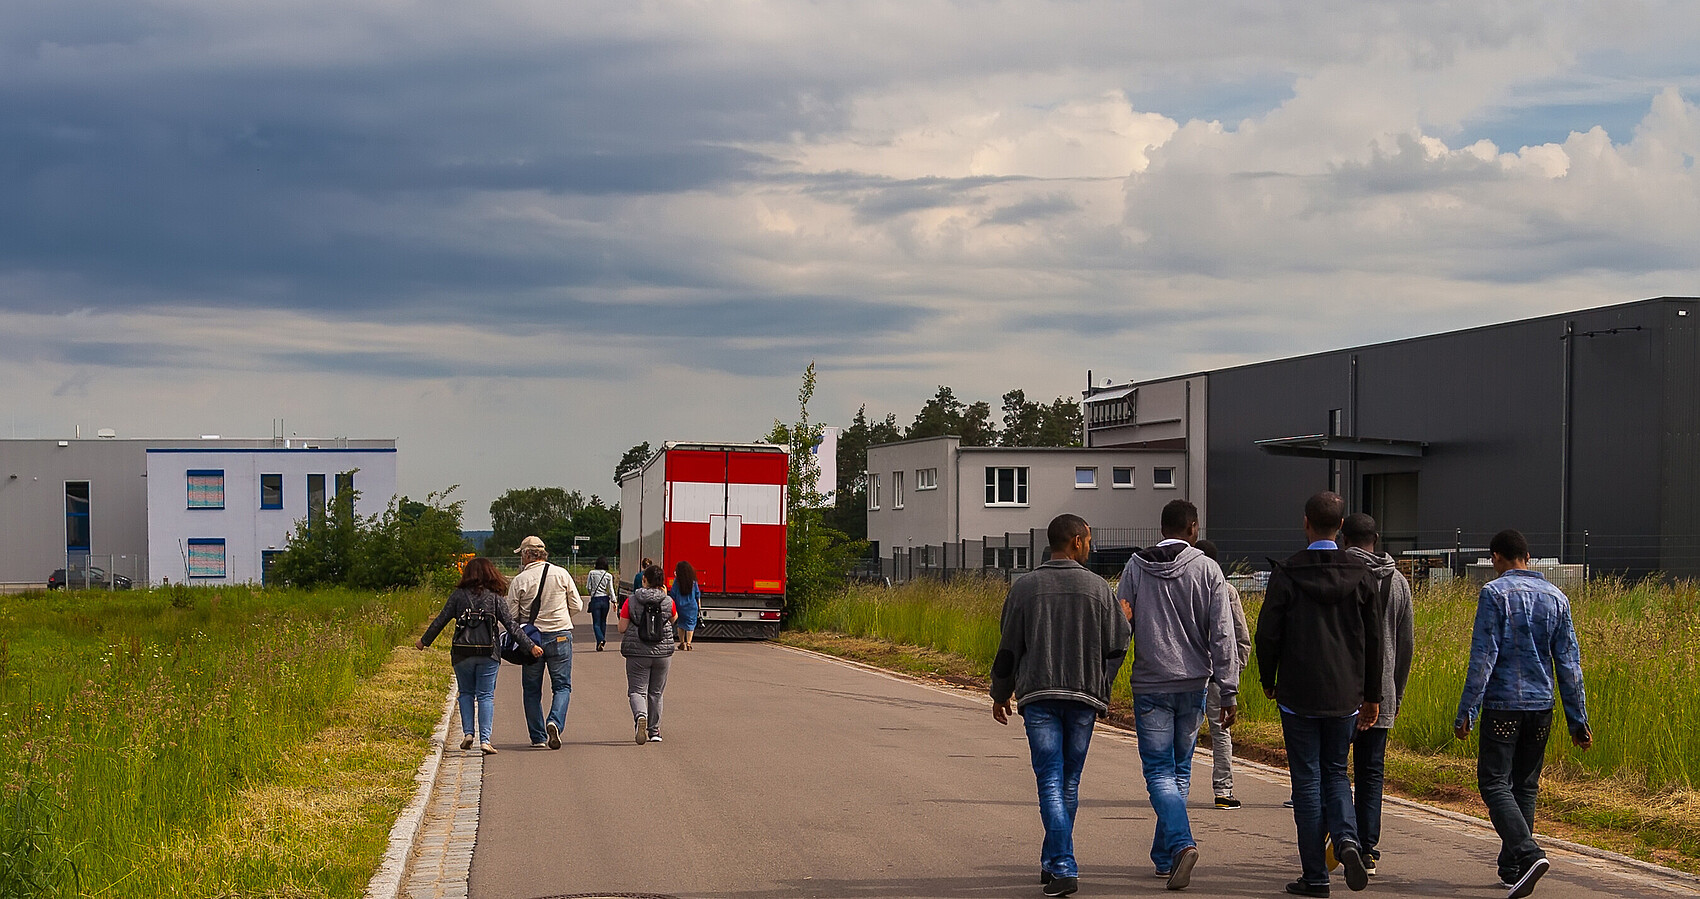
[1454,529,1592,899]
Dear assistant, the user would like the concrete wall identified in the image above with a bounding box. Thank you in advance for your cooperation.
[1087,374,1209,531]
[0,440,152,587]
[146,448,397,585]
[865,437,958,555]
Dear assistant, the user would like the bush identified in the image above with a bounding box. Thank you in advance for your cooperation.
[271,480,466,591]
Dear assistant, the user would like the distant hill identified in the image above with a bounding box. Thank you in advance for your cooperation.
[461,530,494,553]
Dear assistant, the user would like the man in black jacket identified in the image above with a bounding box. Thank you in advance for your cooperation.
[992,514,1133,898]
[1257,492,1383,897]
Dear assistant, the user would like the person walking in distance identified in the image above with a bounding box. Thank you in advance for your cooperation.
[1257,492,1381,896]
[1115,500,1240,891]
[416,557,541,755]
[1339,513,1414,878]
[508,536,587,750]
[1455,529,1591,899]
[633,557,653,594]
[585,556,617,651]
[991,514,1131,898]
[620,563,677,744]
[1194,539,1252,811]
[669,560,702,651]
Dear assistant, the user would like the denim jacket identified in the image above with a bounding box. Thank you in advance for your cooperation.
[1454,569,1590,738]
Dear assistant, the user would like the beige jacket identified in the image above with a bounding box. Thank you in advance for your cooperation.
[507,560,586,633]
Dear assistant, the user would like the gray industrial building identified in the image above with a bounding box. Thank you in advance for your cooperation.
[1084,295,1700,577]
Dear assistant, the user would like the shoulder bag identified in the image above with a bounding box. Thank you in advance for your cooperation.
[501,563,550,665]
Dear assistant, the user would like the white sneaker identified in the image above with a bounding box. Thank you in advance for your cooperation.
[634,714,648,745]
[649,733,663,743]
[546,721,561,750]
[460,733,474,750]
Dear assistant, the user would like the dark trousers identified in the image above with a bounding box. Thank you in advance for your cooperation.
[1478,709,1551,881]
[1282,712,1359,887]
[588,597,611,644]
[1352,727,1389,860]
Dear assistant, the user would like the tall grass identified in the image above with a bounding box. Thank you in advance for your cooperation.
[795,575,1700,790]
[0,584,440,896]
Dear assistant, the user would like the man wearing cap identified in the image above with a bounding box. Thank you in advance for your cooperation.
[509,536,586,749]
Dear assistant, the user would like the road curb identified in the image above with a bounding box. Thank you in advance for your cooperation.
[365,679,457,899]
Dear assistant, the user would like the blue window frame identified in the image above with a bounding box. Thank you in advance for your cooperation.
[186,538,227,579]
[187,470,225,509]
[260,473,283,510]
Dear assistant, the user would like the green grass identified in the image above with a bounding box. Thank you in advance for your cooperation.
[0,584,444,897]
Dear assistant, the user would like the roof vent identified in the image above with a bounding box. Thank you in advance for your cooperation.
[201,435,220,440]
[96,428,117,439]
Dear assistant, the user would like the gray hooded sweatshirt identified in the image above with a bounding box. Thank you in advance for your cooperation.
[1346,547,1415,728]
[1115,541,1240,705]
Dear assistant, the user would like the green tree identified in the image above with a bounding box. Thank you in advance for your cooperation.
[614,442,651,487]
[1036,396,1084,447]
[270,473,362,588]
[824,404,901,540]
[1000,388,1044,446]
[540,495,622,564]
[489,487,583,557]
[765,363,867,621]
[907,386,997,446]
[354,488,466,589]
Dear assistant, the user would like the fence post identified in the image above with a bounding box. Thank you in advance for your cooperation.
[1454,528,1463,577]
[1582,530,1590,590]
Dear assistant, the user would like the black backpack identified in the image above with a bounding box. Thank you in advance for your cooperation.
[637,596,668,644]
[452,595,497,654]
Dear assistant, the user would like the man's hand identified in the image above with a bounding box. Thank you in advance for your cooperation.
[1119,599,1133,622]
[1454,721,1472,741]
[992,698,1012,725]
[415,639,426,651]
[1220,704,1237,729]
[1263,685,1276,701]
[531,645,544,659]
[1573,729,1593,750]
[1356,702,1380,732]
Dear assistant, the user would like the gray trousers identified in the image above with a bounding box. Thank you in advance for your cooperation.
[625,655,671,735]
[1206,680,1235,797]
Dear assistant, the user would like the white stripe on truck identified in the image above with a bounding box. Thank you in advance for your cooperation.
[667,481,784,526]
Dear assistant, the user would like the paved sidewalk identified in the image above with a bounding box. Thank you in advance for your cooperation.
[403,742,483,899]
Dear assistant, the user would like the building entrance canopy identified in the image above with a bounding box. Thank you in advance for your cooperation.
[1254,434,1427,460]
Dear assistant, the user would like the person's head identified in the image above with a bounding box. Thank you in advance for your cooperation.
[1303,492,1345,543]
[641,557,654,569]
[1195,539,1220,562]
[1489,529,1531,573]
[457,557,510,595]
[675,559,696,592]
[515,535,548,563]
[1160,499,1200,543]
[1340,513,1379,551]
[1047,514,1092,563]
[593,556,608,571]
[643,563,666,588]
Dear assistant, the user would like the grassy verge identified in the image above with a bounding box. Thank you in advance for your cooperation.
[0,585,451,897]
[785,575,1700,873]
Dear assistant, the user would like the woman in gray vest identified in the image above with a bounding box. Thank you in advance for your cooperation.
[618,563,677,745]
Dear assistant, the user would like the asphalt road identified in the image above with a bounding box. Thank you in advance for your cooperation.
[468,631,1696,899]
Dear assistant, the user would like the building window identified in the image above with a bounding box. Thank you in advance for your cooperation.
[893,471,905,509]
[868,473,881,510]
[985,466,1029,506]
[187,539,227,579]
[984,546,1031,570]
[1087,392,1136,427]
[187,470,225,509]
[1154,467,1177,489]
[261,550,283,586]
[260,473,283,510]
[1112,467,1134,488]
[307,474,327,527]
[336,471,355,498]
[1328,408,1344,436]
[1075,467,1097,488]
[915,468,938,490]
[65,481,91,555]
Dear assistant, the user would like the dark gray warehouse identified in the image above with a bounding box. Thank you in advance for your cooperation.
[1085,296,1699,577]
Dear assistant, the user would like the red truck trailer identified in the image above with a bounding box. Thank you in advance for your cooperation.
[618,442,788,639]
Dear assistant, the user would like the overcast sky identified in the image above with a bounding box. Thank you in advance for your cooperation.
[4,2,1698,528]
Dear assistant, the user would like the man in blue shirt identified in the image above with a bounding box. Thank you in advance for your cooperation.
[1454,529,1592,899]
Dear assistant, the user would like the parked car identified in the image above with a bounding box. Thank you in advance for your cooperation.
[47,567,133,590]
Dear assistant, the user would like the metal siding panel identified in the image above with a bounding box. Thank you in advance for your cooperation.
[1661,303,1700,575]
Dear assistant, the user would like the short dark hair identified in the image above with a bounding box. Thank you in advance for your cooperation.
[1047,514,1090,551]
[1490,529,1530,562]
[1160,499,1199,537]
[644,564,666,587]
[594,556,608,571]
[1195,539,1220,561]
[1304,492,1346,535]
[1340,513,1378,549]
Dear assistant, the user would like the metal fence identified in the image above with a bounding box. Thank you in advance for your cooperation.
[883,527,1163,584]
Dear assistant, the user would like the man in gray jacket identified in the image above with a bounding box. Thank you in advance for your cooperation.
[1340,513,1414,878]
[992,514,1132,898]
[1116,499,1239,891]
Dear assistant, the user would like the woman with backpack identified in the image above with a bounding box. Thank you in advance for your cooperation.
[618,563,677,745]
[418,557,542,755]
[669,560,702,651]
[585,556,617,651]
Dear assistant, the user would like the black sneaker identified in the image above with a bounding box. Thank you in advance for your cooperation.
[1214,795,1241,809]
[1038,870,1053,885]
[1167,846,1198,890]
[1507,857,1549,899]
[1042,875,1078,897]
[546,721,561,750]
[1363,855,1377,876]
[1285,881,1329,897]
[1338,843,1368,892]
[1283,799,1296,808]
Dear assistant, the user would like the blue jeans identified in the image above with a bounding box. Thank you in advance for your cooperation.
[1478,709,1551,882]
[588,598,611,645]
[1354,727,1390,860]
[1022,700,1097,879]
[451,655,499,744]
[1282,711,1360,886]
[1133,690,1206,871]
[521,630,573,744]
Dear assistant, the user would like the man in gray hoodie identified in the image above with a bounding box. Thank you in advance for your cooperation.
[1340,513,1414,878]
[992,514,1132,898]
[1115,499,1240,891]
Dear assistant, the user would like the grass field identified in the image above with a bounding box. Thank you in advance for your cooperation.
[0,584,448,898]
[789,573,1700,866]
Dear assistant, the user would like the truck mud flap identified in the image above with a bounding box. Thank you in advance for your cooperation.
[696,619,780,640]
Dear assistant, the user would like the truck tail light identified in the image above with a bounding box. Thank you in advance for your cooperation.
[760,611,780,620]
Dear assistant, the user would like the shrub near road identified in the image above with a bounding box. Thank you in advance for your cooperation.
[0,584,444,897]
[788,576,1700,869]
